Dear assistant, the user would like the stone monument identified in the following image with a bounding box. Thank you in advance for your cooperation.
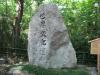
[28,3,77,68]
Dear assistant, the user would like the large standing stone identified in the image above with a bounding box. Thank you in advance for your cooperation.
[28,3,77,68]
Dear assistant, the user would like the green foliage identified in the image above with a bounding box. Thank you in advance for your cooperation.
[51,0,100,52]
[21,65,90,75]
[0,0,15,47]
[34,0,44,6]
[0,0,100,65]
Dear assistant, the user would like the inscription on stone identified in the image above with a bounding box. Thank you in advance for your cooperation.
[28,4,77,68]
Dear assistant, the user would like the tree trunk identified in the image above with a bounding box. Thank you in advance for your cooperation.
[12,0,24,48]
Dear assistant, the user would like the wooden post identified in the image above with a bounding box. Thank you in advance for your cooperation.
[89,38,100,75]
[97,53,100,75]
[97,54,99,75]
[98,44,100,75]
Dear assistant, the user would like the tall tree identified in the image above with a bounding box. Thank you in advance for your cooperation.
[12,0,24,48]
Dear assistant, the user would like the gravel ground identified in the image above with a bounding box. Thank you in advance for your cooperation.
[86,67,97,75]
[0,64,98,75]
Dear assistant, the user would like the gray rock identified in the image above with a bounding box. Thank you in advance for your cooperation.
[86,67,97,75]
[28,3,77,68]
[0,58,5,64]
[8,66,34,75]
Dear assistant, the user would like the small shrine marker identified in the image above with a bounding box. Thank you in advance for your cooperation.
[89,38,100,75]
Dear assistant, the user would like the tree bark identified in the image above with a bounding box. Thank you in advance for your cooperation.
[12,0,24,48]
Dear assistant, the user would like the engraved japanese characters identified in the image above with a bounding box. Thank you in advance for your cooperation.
[28,4,77,68]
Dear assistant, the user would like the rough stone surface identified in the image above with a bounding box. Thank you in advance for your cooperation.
[86,67,97,75]
[8,66,34,75]
[28,3,77,68]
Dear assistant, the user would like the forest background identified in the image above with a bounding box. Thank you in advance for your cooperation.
[0,0,100,65]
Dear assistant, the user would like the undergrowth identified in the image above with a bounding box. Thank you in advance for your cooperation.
[21,65,90,75]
